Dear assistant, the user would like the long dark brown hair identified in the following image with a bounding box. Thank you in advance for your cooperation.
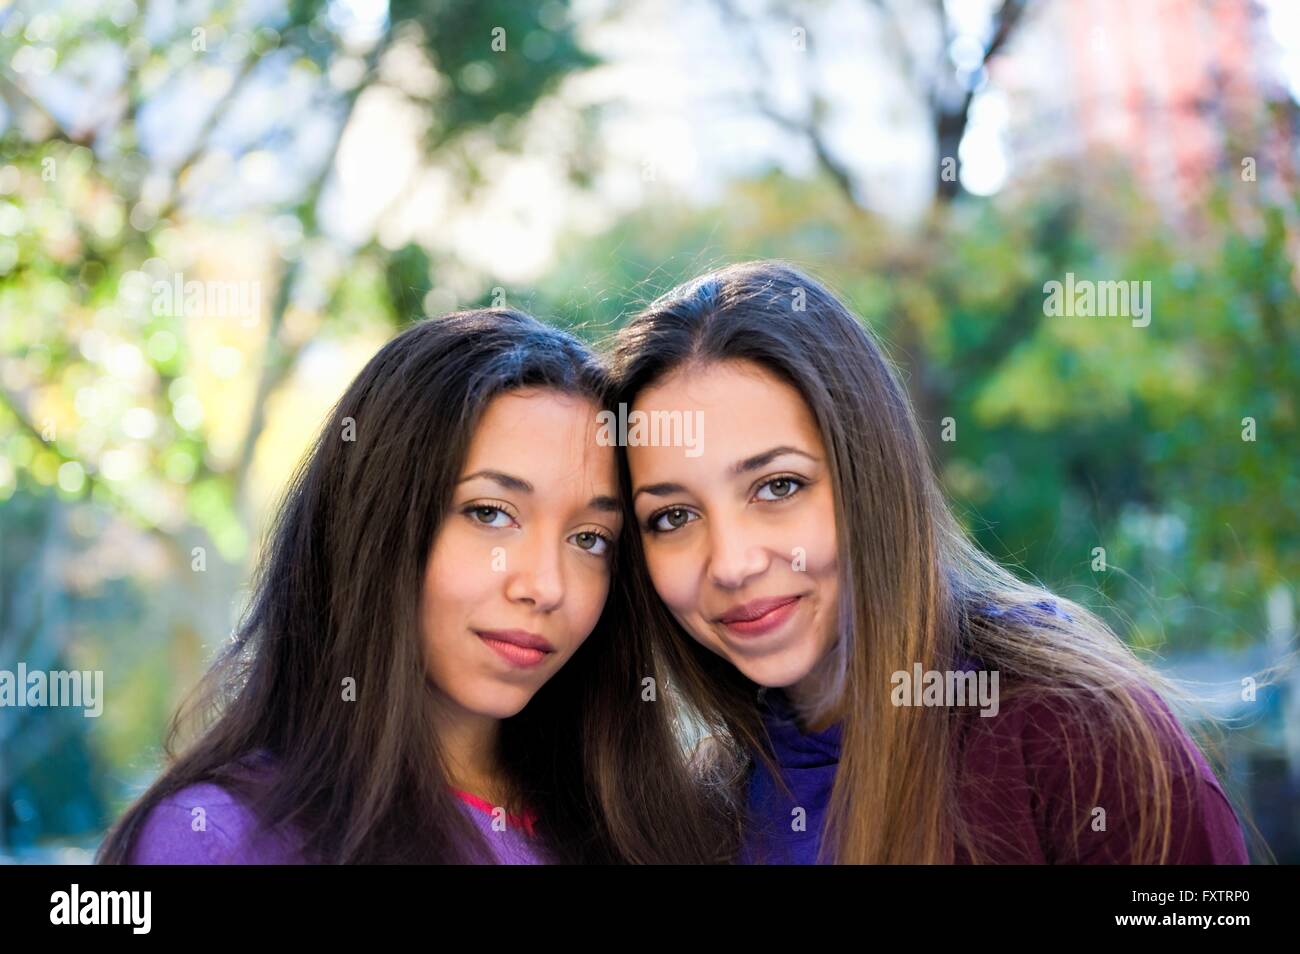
[99,308,733,864]
[606,260,1267,864]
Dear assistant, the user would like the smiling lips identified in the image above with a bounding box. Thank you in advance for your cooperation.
[716,594,803,637]
[475,629,555,668]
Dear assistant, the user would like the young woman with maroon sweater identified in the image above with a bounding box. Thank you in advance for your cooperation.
[608,261,1253,864]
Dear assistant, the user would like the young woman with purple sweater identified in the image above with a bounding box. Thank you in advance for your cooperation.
[98,309,731,865]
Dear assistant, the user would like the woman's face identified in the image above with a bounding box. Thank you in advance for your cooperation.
[421,387,621,720]
[627,359,840,690]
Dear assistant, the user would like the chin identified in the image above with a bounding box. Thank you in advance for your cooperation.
[457,682,538,720]
[725,645,820,691]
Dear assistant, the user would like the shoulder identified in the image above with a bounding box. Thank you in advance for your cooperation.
[958,683,1248,863]
[129,779,302,865]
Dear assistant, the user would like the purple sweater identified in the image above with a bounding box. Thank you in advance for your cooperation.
[128,775,546,865]
[738,684,1251,864]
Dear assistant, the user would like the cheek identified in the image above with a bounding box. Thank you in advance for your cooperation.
[642,538,699,614]
[797,486,839,573]
[799,489,840,639]
[568,565,611,641]
[422,525,494,631]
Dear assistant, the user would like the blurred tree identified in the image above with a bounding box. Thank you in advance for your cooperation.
[0,0,595,852]
[714,0,1029,207]
[540,161,1298,653]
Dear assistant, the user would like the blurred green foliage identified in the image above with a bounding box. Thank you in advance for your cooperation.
[0,0,595,855]
[536,165,1299,651]
[0,0,1295,859]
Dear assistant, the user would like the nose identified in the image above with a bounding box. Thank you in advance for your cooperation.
[503,532,565,611]
[705,510,770,590]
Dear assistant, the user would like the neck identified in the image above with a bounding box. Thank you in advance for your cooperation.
[432,690,506,803]
[784,649,845,733]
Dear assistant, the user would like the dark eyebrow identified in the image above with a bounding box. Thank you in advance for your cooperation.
[458,470,533,493]
[461,471,620,514]
[631,481,687,502]
[730,445,819,477]
[632,447,819,502]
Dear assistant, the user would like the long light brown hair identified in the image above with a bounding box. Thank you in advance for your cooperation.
[607,260,1268,864]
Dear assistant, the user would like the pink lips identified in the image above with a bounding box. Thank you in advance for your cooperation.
[475,629,555,668]
[716,595,803,638]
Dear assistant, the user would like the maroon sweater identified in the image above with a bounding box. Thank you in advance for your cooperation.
[740,682,1250,864]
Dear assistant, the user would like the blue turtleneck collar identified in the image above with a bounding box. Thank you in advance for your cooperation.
[740,688,844,864]
[756,687,844,766]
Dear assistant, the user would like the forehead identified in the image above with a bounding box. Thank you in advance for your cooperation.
[627,359,824,474]
[465,388,615,483]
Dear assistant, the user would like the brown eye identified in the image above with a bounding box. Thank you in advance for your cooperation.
[650,507,697,533]
[569,530,610,556]
[755,476,805,502]
[464,504,513,528]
